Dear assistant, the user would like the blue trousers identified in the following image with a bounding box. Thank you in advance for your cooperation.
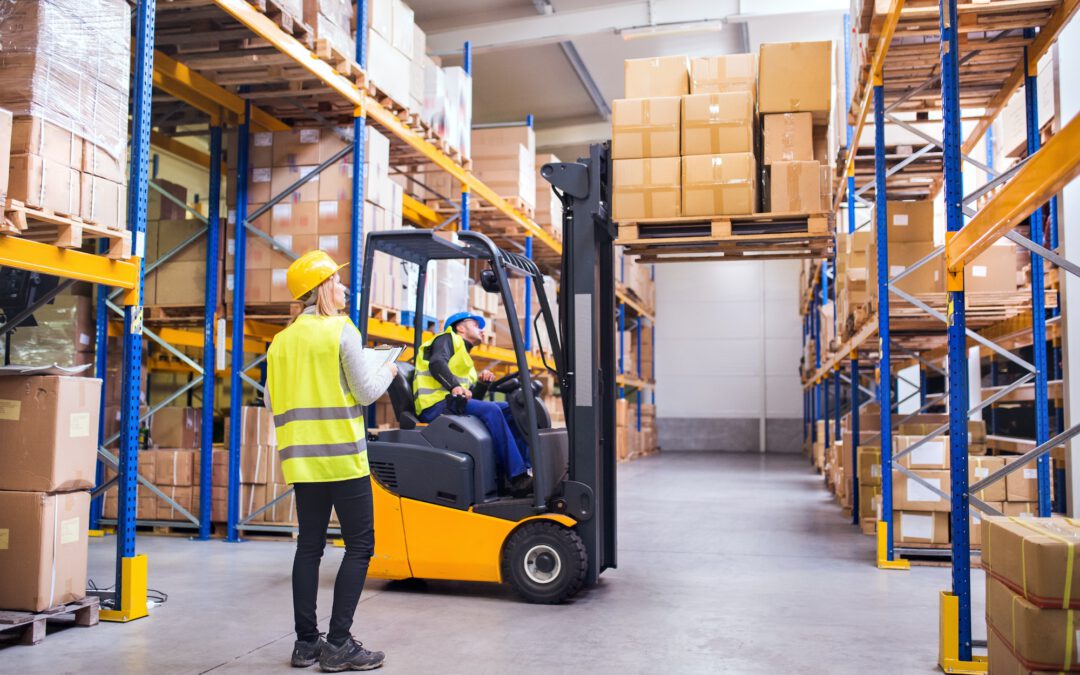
[420,398,530,479]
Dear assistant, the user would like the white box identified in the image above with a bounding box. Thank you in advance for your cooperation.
[391,0,414,56]
[364,126,391,208]
[444,67,472,159]
[368,0,393,39]
[422,58,446,132]
[368,29,411,110]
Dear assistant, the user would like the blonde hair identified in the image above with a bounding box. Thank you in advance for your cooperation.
[300,275,341,318]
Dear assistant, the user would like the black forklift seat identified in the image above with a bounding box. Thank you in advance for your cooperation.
[387,362,421,429]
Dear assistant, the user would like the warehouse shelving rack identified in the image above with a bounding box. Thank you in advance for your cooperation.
[805,0,1079,670]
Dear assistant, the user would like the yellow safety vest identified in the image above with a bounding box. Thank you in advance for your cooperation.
[413,328,477,415]
[266,314,368,483]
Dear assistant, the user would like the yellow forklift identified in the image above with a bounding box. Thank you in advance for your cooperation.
[357,144,618,603]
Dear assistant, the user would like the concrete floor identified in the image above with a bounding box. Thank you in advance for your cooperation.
[3,452,985,674]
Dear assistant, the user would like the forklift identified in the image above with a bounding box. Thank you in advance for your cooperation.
[356,143,618,603]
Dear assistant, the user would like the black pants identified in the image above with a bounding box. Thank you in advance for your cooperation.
[293,475,375,645]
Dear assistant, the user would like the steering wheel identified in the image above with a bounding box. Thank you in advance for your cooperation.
[487,370,523,396]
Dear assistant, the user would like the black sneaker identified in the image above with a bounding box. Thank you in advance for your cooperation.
[292,635,326,668]
[510,473,533,497]
[319,638,385,672]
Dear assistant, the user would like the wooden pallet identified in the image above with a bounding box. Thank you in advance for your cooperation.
[0,597,99,646]
[2,200,131,259]
[370,304,400,324]
[313,38,364,82]
[246,0,313,49]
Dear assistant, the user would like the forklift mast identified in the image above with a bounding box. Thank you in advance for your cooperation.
[541,142,618,583]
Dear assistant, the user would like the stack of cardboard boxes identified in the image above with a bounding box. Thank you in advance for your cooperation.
[427,125,535,217]
[305,0,354,61]
[0,289,96,368]
[0,0,130,228]
[615,398,657,461]
[0,375,101,612]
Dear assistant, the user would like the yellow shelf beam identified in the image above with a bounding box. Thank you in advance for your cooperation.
[155,326,267,355]
[616,287,653,320]
[149,131,226,175]
[803,316,878,388]
[0,236,139,291]
[402,194,441,229]
[946,111,1080,273]
[617,375,654,390]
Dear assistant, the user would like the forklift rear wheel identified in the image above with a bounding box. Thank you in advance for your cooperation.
[501,522,586,604]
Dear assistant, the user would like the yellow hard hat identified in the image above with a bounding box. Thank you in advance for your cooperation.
[286,250,347,300]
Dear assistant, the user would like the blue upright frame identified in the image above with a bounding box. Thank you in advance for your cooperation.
[198,125,223,540]
[460,41,472,232]
[348,0,369,325]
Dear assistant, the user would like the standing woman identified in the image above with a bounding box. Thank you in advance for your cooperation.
[266,251,397,672]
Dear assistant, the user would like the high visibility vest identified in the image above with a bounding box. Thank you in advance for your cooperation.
[266,314,368,483]
[413,328,477,415]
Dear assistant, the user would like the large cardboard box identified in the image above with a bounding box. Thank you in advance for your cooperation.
[681,91,754,155]
[762,112,814,165]
[892,469,950,512]
[857,446,882,485]
[880,200,934,243]
[156,486,194,522]
[969,504,1002,547]
[624,56,690,98]
[8,153,81,215]
[150,407,201,449]
[611,97,681,159]
[681,153,756,217]
[1005,457,1041,502]
[986,574,1080,671]
[689,54,756,95]
[153,449,196,487]
[768,161,820,213]
[0,490,90,612]
[0,375,100,492]
[80,174,126,227]
[894,511,949,545]
[241,443,271,485]
[889,241,945,295]
[965,243,1018,294]
[758,41,832,121]
[893,434,949,470]
[612,158,681,221]
[0,108,11,204]
[1002,502,1038,518]
[981,516,1080,608]
[969,456,1007,503]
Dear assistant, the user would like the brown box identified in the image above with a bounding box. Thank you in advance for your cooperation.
[889,241,945,295]
[611,97,681,160]
[153,260,215,306]
[8,154,81,215]
[318,160,354,201]
[681,153,756,217]
[859,484,882,521]
[472,125,536,159]
[986,574,1080,671]
[881,200,934,243]
[768,161,820,213]
[80,173,126,227]
[150,407,201,449]
[264,483,296,523]
[83,141,126,184]
[1002,502,1038,518]
[612,158,681,221]
[762,113,814,165]
[892,469,950,512]
[0,375,101,492]
[0,108,11,203]
[137,485,158,521]
[10,116,82,166]
[857,447,882,486]
[681,91,754,155]
[894,511,949,544]
[317,200,353,234]
[272,128,323,166]
[1005,457,1041,502]
[758,41,833,122]
[0,491,90,612]
[970,503,1003,547]
[160,486,194,522]
[624,56,690,98]
[981,516,1080,608]
[270,201,321,237]
[689,54,756,95]
[969,456,1007,503]
[153,449,196,487]
[240,443,271,485]
[270,165,320,202]
[893,434,949,470]
[965,244,1018,294]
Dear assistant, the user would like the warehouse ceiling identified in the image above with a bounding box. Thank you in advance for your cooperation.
[412,0,849,161]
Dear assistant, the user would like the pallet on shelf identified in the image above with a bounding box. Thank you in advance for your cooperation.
[313,39,363,81]
[245,0,314,49]
[0,597,99,646]
[2,199,131,259]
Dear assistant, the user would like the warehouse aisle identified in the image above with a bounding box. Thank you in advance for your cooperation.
[2,453,982,674]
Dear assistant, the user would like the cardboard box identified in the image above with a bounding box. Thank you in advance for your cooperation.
[271,128,323,166]
[689,54,756,95]
[858,484,882,521]
[758,41,832,122]
[969,503,1002,547]
[965,244,1018,294]
[762,113,814,165]
[271,201,321,237]
[0,375,101,492]
[1005,457,1042,502]
[889,241,945,295]
[153,260,215,306]
[153,449,196,486]
[0,490,90,612]
[681,91,754,156]
[894,511,949,545]
[156,486,194,522]
[611,97,681,159]
[768,161,820,213]
[8,154,81,215]
[681,153,756,217]
[981,516,1080,608]
[881,200,934,243]
[10,116,82,166]
[969,456,1007,503]
[893,435,949,470]
[1002,502,1038,518]
[986,574,1080,671]
[270,165,320,203]
[624,56,690,98]
[892,469,950,512]
[0,108,11,203]
[80,173,126,227]
[857,447,882,485]
[150,407,201,449]
[241,443,271,485]
[612,157,681,221]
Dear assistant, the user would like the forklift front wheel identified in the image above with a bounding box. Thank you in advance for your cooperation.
[501,521,587,604]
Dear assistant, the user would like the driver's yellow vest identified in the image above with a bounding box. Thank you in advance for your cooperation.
[266,314,368,483]
[413,328,477,415]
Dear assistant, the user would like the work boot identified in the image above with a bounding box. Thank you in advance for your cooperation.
[291,635,327,668]
[510,473,533,497]
[319,637,385,672]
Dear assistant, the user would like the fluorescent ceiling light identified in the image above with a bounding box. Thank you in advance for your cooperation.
[619,20,724,41]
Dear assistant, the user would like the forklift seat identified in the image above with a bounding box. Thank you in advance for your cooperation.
[387,362,421,429]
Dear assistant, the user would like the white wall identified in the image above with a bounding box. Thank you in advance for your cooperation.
[654,260,803,451]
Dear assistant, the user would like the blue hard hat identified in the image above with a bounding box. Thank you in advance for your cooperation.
[444,312,486,331]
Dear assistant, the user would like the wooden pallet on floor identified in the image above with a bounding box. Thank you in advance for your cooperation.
[0,597,99,646]
[2,200,131,259]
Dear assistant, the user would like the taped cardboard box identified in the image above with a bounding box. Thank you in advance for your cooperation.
[689,54,756,95]
[612,157,681,221]
[611,97,681,159]
[981,516,1080,608]
[894,511,949,545]
[969,456,1007,503]
[157,486,194,522]
[877,199,934,243]
[150,406,201,449]
[1005,457,1042,502]
[0,490,90,612]
[969,503,1002,547]
[986,574,1080,672]
[965,243,1019,294]
[893,434,949,470]
[153,449,196,487]
[682,153,756,217]
[0,375,101,492]
[762,112,813,165]
[857,446,881,486]
[624,56,690,98]
[681,91,754,156]
[8,153,81,215]
[767,161,820,213]
[0,108,11,204]
[892,469,950,512]
[758,41,832,121]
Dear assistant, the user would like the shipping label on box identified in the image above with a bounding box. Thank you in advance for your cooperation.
[895,511,949,544]
[893,435,949,470]
[611,97,681,160]
[681,153,756,217]
[612,157,681,221]
[893,469,950,511]
[681,91,754,156]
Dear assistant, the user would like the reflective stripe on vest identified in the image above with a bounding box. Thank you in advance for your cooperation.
[266,314,369,483]
[413,327,478,415]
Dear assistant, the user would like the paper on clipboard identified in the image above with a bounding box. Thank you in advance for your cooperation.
[370,345,405,370]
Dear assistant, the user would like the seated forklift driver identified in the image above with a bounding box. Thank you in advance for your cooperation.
[413,312,533,496]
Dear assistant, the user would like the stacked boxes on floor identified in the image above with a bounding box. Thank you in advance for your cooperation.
[0,375,101,612]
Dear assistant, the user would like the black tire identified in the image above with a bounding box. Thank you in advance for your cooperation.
[501,521,587,604]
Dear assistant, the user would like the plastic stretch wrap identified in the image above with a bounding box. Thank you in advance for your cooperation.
[1,294,94,368]
[0,0,131,161]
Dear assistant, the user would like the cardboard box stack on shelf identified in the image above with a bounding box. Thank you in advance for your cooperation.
[0,375,101,612]
[534,153,564,242]
[427,125,535,215]
[615,397,656,461]
[0,288,96,368]
[305,0,354,62]
[0,0,130,228]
